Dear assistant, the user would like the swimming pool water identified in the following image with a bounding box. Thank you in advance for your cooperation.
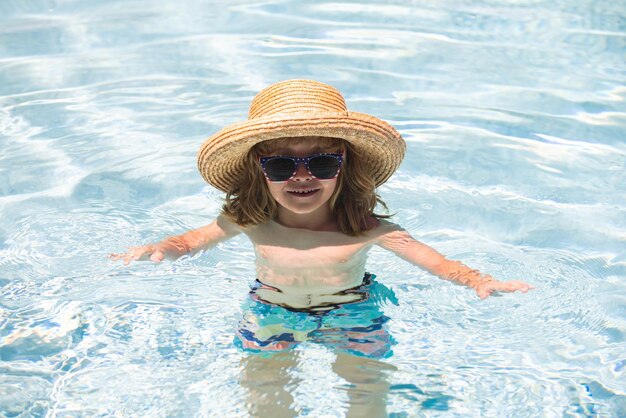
[1,0,625,416]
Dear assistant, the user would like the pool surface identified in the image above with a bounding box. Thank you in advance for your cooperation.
[1,0,625,416]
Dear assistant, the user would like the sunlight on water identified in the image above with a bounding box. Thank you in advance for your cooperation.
[1,0,625,416]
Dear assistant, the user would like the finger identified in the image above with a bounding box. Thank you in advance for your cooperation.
[503,281,534,294]
[132,246,153,261]
[117,247,138,264]
[502,283,518,292]
[509,281,532,291]
[111,252,134,263]
[150,251,164,263]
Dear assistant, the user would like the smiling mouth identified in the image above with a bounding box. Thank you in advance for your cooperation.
[287,188,320,197]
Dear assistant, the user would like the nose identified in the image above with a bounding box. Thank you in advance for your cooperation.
[292,161,311,181]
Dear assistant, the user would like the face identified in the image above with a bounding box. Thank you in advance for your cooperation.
[260,137,342,220]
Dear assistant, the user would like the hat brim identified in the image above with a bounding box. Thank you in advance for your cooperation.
[197,111,405,192]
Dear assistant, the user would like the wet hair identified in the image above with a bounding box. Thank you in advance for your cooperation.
[221,137,390,236]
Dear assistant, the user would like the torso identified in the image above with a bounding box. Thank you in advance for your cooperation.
[241,219,389,310]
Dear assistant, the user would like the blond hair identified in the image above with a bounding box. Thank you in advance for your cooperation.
[221,137,390,236]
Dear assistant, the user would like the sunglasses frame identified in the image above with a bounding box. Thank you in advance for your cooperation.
[259,153,344,182]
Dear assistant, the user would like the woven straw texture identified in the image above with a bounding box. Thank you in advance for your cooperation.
[197,79,406,192]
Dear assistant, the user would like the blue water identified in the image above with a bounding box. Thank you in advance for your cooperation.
[1,0,625,416]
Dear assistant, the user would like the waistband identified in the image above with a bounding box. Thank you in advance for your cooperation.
[249,273,375,314]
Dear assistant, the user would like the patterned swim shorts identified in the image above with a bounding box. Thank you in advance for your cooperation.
[235,274,398,359]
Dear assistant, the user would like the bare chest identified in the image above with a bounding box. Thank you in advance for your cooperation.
[255,241,368,266]
[243,223,376,289]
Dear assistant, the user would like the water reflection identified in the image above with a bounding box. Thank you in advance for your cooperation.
[240,350,396,417]
[240,351,301,418]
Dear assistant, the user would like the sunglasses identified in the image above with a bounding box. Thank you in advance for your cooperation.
[259,153,344,182]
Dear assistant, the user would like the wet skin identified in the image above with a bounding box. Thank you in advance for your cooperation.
[111,137,534,304]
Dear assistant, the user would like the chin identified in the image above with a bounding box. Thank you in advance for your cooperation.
[278,201,326,215]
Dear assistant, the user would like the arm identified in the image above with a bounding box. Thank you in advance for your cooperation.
[376,224,533,299]
[110,214,241,265]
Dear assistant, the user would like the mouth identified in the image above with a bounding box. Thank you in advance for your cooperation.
[286,188,321,197]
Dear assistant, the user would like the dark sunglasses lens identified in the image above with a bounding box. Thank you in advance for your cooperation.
[308,155,341,179]
[264,158,296,181]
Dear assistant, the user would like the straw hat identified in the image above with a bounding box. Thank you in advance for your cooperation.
[197,79,405,192]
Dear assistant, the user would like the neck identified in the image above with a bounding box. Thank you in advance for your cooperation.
[276,205,337,232]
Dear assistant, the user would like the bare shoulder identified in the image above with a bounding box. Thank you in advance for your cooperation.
[216,213,242,234]
[190,214,242,242]
[366,218,406,240]
[368,218,404,233]
[174,214,242,251]
[371,219,433,253]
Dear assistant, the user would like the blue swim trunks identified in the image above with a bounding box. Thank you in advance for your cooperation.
[235,274,398,359]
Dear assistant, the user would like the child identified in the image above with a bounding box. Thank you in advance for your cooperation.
[111,79,533,356]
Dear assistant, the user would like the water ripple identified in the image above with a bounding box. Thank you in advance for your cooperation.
[1,0,625,415]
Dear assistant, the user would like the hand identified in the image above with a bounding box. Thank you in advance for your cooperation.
[475,280,534,299]
[109,244,167,265]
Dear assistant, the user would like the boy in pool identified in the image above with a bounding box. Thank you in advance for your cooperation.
[111,79,532,355]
